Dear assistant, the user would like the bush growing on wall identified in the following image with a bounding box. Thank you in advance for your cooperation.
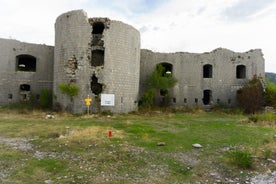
[58,83,79,101]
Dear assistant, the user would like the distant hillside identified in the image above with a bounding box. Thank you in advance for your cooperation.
[265,72,276,83]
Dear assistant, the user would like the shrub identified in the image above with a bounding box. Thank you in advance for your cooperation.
[139,88,156,108]
[264,78,276,108]
[39,89,53,109]
[237,76,264,114]
[227,149,253,169]
[249,112,276,123]
[58,83,79,101]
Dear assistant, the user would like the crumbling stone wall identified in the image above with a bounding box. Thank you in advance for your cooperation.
[140,48,265,107]
[0,38,54,105]
[54,10,140,113]
[0,9,265,113]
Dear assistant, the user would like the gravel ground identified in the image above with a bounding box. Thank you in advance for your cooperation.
[0,136,275,183]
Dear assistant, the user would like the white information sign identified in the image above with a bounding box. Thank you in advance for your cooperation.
[101,94,115,106]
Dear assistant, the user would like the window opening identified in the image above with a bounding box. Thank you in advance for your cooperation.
[92,22,105,34]
[19,84,31,101]
[217,99,220,104]
[195,98,198,103]
[20,84,31,91]
[91,75,102,95]
[184,98,187,103]
[8,94,13,99]
[236,65,246,79]
[228,99,232,104]
[203,64,212,78]
[91,50,104,67]
[172,98,176,103]
[16,55,36,72]
[203,90,212,105]
[160,63,173,76]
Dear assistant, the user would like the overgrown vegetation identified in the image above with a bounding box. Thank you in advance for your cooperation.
[58,83,79,101]
[264,78,276,108]
[39,89,53,109]
[227,149,253,169]
[140,64,177,108]
[0,109,275,183]
[236,75,264,113]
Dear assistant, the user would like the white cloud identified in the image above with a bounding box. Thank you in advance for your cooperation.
[0,0,275,72]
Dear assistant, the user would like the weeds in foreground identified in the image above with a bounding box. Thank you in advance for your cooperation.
[226,149,254,169]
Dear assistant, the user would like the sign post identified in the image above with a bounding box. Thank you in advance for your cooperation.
[85,95,92,115]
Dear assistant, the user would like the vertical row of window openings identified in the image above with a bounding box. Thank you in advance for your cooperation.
[91,22,105,67]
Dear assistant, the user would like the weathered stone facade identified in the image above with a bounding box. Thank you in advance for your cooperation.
[0,38,53,105]
[0,10,265,113]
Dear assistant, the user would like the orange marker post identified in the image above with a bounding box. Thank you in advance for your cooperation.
[108,130,112,138]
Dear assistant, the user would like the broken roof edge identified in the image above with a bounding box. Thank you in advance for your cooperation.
[0,37,54,48]
[141,47,263,56]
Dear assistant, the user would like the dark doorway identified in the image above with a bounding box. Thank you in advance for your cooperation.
[203,90,212,105]
[91,75,102,95]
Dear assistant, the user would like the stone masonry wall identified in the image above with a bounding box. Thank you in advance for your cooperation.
[0,38,54,105]
[54,10,140,113]
[140,48,265,107]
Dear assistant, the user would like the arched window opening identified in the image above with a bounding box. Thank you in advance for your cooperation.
[159,62,173,76]
[203,64,212,78]
[16,55,36,72]
[203,90,212,105]
[91,75,102,95]
[236,65,246,79]
[92,22,105,34]
[91,50,104,67]
[20,84,31,91]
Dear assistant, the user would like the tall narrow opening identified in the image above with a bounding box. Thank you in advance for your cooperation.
[203,64,212,78]
[19,84,31,101]
[16,54,36,72]
[91,75,102,95]
[92,22,105,34]
[91,50,104,67]
[203,90,212,105]
[236,65,246,79]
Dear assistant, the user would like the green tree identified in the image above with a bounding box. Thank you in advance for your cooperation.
[140,64,177,107]
[58,83,79,101]
[236,76,264,113]
[264,78,276,108]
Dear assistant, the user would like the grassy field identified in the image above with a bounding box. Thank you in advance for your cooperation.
[0,108,275,183]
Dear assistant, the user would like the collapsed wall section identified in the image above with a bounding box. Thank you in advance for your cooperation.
[54,10,140,113]
[0,38,54,105]
[140,48,265,107]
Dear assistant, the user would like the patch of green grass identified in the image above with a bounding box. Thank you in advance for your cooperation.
[226,149,253,169]
[0,110,275,183]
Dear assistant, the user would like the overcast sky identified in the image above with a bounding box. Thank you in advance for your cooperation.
[0,0,275,72]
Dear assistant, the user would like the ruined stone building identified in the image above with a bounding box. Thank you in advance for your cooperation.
[0,10,265,113]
